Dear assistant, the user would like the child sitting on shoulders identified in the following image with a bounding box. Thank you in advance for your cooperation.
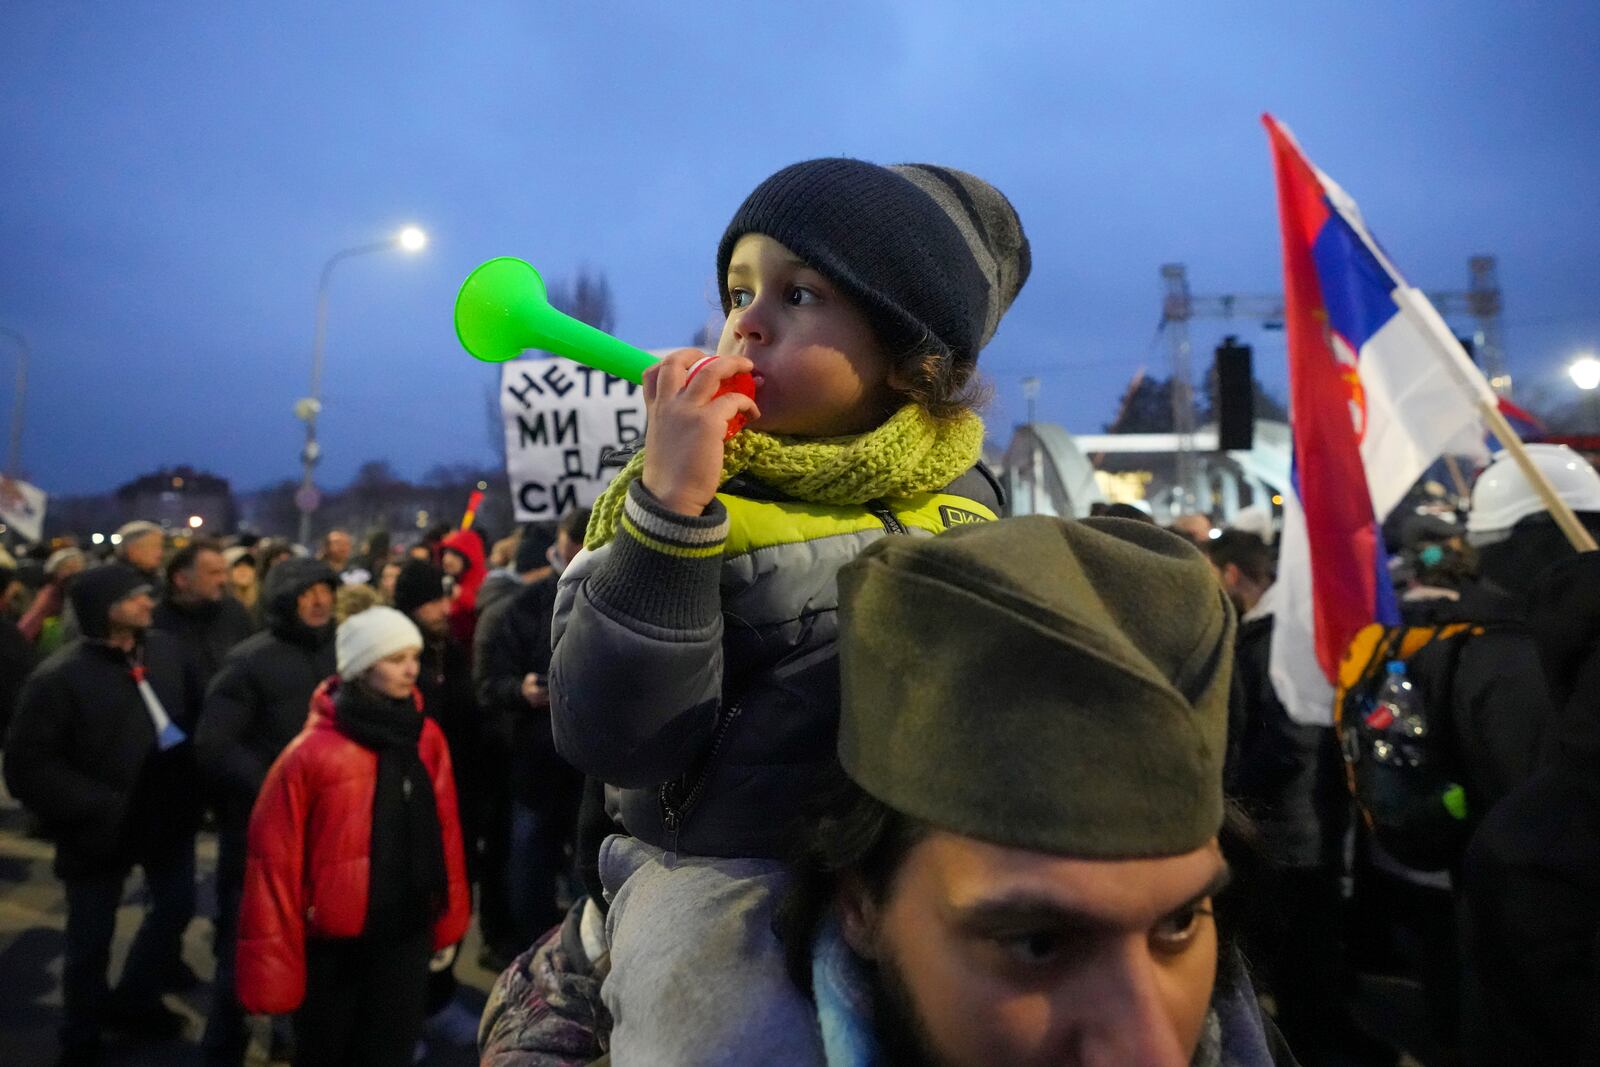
[550,157,1030,1064]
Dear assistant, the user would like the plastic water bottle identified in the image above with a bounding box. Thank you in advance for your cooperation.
[1363,660,1426,767]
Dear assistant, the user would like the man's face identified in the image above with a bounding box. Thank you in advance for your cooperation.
[323,530,352,566]
[230,561,256,590]
[1170,514,1213,545]
[296,582,334,628]
[178,549,229,603]
[123,532,164,571]
[440,549,466,578]
[410,596,449,639]
[1208,561,1250,616]
[107,589,155,632]
[845,831,1227,1067]
[554,529,580,568]
[380,562,402,600]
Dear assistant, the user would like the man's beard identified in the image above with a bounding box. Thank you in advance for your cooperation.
[868,951,964,1067]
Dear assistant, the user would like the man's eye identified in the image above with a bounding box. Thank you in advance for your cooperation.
[729,288,752,309]
[787,286,817,306]
[998,931,1064,965]
[1150,905,1210,953]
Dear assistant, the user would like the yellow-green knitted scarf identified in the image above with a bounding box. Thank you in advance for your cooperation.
[586,404,985,549]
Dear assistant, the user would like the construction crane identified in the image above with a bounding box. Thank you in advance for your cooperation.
[1159,257,1509,509]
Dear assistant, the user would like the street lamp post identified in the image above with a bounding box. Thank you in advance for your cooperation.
[0,327,29,478]
[296,227,427,546]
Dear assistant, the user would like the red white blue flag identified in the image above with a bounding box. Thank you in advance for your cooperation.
[1263,115,1495,724]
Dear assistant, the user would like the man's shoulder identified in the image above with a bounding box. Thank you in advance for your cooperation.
[512,573,560,609]
[220,627,285,667]
[26,641,88,683]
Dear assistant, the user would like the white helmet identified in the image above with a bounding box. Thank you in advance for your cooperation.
[1466,443,1600,541]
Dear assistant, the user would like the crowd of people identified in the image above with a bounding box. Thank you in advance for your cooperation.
[0,155,1595,1067]
[1,514,592,1066]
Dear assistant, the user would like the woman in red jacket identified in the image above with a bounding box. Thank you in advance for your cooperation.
[237,606,470,1067]
[438,528,485,646]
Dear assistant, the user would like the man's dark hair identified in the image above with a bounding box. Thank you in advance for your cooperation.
[778,768,928,996]
[1205,529,1273,586]
[165,537,223,587]
[778,770,1267,1004]
[558,506,593,547]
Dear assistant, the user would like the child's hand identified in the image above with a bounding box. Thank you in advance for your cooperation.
[640,350,760,517]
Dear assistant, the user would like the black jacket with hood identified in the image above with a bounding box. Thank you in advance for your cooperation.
[3,564,205,878]
[152,591,257,683]
[1404,515,1600,830]
[1459,550,1600,1064]
[195,557,337,843]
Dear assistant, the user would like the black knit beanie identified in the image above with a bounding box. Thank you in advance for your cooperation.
[514,521,559,574]
[392,560,446,617]
[716,158,1031,368]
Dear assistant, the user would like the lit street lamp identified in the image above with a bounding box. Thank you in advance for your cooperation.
[1569,355,1600,392]
[0,326,29,478]
[1570,353,1600,434]
[296,226,428,546]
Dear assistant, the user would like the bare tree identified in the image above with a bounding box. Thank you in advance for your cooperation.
[545,268,615,335]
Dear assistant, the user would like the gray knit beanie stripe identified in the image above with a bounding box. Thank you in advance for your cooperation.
[891,164,1030,352]
[716,158,1029,368]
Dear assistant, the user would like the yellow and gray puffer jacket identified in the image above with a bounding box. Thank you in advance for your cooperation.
[549,465,1002,860]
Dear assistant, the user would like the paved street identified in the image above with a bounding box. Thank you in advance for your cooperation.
[0,766,495,1067]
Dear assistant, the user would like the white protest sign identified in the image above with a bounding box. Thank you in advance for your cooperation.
[0,476,46,543]
[501,357,648,521]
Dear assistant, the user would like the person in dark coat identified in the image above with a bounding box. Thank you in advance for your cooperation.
[393,559,490,1046]
[0,560,34,745]
[1206,532,1376,1064]
[194,556,336,1067]
[474,508,588,951]
[1458,550,1600,1065]
[151,539,256,685]
[1383,447,1600,1061]
[4,564,206,1066]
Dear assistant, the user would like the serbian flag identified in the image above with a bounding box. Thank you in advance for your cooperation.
[1263,115,1496,724]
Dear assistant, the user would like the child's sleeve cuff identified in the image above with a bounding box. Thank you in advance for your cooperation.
[584,480,727,631]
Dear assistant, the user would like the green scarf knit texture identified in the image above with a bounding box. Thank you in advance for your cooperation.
[586,405,985,549]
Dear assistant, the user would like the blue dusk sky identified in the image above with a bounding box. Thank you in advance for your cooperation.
[3,2,1598,494]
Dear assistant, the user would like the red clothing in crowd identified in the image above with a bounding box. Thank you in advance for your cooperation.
[439,529,485,646]
[235,680,470,1015]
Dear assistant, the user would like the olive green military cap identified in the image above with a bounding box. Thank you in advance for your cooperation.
[836,515,1234,858]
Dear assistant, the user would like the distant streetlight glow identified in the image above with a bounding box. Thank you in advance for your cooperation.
[297,223,430,546]
[110,534,123,545]
[91,533,105,545]
[188,515,204,529]
[1569,355,1600,391]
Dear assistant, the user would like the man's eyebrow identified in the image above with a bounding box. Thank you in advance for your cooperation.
[954,863,1233,933]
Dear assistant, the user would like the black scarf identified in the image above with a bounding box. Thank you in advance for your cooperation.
[334,680,448,941]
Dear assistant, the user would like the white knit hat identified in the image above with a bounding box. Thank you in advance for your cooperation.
[336,606,423,680]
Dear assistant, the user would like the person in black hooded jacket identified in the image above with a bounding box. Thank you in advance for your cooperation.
[194,555,336,1067]
[151,539,256,686]
[4,563,206,1066]
[1458,550,1600,1065]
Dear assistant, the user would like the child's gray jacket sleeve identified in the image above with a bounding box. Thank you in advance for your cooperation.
[550,479,728,788]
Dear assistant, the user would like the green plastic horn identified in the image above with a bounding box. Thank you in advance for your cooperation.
[454,257,659,382]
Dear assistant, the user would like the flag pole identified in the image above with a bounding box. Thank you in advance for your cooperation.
[1391,287,1597,552]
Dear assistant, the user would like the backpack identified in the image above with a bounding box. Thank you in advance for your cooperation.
[1334,621,1480,871]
